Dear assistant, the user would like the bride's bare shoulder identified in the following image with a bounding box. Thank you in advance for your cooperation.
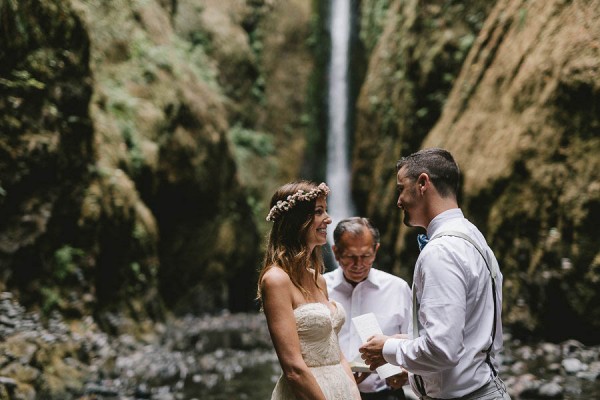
[261,265,290,288]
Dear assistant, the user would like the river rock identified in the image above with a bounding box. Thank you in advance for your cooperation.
[562,358,586,374]
[537,381,563,398]
[561,340,584,356]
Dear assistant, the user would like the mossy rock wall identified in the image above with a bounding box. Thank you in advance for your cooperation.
[352,0,600,342]
[0,0,317,323]
[424,0,600,342]
[352,0,494,278]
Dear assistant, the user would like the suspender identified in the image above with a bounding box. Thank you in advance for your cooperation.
[412,231,499,397]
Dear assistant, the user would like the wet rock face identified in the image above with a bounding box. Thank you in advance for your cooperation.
[0,0,95,312]
[351,0,495,279]
[352,0,600,342]
[423,0,600,341]
[0,0,264,319]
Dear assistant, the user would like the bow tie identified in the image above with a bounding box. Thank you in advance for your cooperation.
[417,233,429,252]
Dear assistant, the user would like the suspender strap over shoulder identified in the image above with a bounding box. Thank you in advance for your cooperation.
[429,231,499,378]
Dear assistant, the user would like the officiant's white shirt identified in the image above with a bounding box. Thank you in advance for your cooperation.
[325,267,411,393]
[383,208,505,398]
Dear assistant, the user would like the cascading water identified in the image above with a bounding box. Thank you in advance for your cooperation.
[326,0,355,247]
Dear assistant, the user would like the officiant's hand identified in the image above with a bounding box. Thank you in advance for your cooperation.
[353,371,369,385]
[385,369,408,389]
[359,334,389,370]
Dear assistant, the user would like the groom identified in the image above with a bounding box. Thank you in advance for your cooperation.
[360,148,511,400]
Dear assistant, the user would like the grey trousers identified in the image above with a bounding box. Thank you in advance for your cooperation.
[361,388,407,400]
[421,376,511,400]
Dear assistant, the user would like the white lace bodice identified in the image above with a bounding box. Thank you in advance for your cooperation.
[294,302,345,367]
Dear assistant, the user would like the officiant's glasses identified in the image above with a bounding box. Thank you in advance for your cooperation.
[339,253,376,265]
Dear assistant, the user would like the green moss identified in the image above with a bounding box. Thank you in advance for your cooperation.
[0,70,45,90]
[121,125,145,175]
[518,8,528,31]
[360,0,392,54]
[41,287,62,314]
[130,262,147,283]
[229,124,274,157]
[226,124,278,236]
[54,245,85,282]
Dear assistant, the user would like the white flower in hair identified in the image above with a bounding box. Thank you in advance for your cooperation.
[266,183,330,222]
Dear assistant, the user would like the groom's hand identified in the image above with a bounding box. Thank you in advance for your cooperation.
[359,334,389,370]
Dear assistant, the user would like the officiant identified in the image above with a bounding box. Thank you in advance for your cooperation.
[324,217,412,400]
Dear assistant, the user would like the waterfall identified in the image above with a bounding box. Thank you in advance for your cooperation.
[326,0,355,246]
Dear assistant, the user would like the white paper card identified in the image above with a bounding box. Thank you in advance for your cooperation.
[352,313,404,379]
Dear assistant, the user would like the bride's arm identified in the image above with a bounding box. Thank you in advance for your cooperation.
[262,268,327,400]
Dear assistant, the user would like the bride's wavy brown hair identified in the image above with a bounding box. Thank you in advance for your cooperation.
[257,181,326,306]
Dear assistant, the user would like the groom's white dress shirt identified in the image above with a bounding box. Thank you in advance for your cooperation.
[383,208,504,398]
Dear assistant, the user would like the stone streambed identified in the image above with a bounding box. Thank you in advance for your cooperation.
[0,292,598,399]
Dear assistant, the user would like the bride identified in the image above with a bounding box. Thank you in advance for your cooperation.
[257,180,361,400]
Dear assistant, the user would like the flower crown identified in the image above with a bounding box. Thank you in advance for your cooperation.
[266,182,330,222]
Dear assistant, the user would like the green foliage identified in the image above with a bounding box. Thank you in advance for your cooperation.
[121,125,145,175]
[303,0,331,180]
[132,222,148,243]
[185,41,220,89]
[103,85,146,175]
[106,84,138,120]
[227,124,277,232]
[360,0,391,54]
[190,30,213,52]
[0,70,45,90]
[53,245,84,282]
[234,1,276,107]
[518,8,528,31]
[40,287,62,314]
[251,75,266,105]
[130,262,146,283]
[229,124,274,157]
[455,34,475,62]
[130,34,173,74]
[130,31,219,90]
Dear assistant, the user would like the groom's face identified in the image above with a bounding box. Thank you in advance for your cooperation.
[397,166,423,228]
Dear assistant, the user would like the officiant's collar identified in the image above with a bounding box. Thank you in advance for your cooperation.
[334,267,380,289]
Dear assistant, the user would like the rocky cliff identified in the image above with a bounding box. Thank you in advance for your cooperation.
[352,0,600,343]
[1,0,600,397]
[425,0,600,342]
[0,0,317,329]
[353,0,493,270]
[1,0,598,349]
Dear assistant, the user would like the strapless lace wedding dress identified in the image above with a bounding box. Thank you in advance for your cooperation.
[271,301,360,399]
